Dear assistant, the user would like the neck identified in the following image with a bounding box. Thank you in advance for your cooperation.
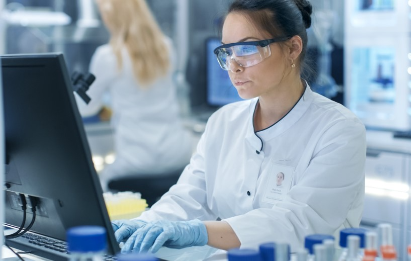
[254,77,305,132]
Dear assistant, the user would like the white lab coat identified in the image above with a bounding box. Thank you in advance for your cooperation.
[138,86,366,253]
[76,38,192,188]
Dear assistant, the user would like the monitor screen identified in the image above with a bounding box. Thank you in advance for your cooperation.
[1,53,119,259]
[357,0,394,11]
[206,37,243,107]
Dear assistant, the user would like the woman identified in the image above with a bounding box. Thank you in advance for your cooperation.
[112,0,366,255]
[76,0,192,191]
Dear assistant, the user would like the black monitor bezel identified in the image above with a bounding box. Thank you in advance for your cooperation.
[1,53,120,256]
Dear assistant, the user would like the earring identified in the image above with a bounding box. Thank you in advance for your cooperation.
[291,59,296,68]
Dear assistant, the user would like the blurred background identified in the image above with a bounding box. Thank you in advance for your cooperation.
[1,0,411,260]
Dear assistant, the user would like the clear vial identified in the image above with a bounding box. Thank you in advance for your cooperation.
[304,234,334,261]
[323,239,335,261]
[364,232,378,258]
[377,223,397,261]
[314,244,326,261]
[276,242,290,261]
[67,226,107,261]
[296,248,308,261]
[346,235,361,261]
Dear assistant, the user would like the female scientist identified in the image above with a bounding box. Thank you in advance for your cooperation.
[112,0,366,254]
[76,0,192,191]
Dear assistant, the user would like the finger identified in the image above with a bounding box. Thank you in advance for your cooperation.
[121,229,141,253]
[150,232,171,253]
[131,225,152,252]
[139,226,163,253]
[115,225,134,243]
[111,221,120,232]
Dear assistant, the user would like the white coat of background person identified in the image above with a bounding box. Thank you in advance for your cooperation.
[75,0,192,191]
[111,0,366,256]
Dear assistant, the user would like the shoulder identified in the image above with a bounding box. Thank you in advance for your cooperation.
[90,44,116,72]
[310,92,363,125]
[91,44,117,65]
[308,92,365,139]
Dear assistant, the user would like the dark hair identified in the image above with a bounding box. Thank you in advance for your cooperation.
[226,0,313,73]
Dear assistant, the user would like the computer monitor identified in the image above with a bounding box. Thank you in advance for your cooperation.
[1,53,119,259]
[206,37,243,107]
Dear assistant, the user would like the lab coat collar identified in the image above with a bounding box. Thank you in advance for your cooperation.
[245,85,314,152]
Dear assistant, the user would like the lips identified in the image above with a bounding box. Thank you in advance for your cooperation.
[234,80,249,86]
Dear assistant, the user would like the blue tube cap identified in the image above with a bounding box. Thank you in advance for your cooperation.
[116,253,159,261]
[227,248,260,261]
[304,234,334,255]
[339,228,367,248]
[259,242,275,261]
[67,226,106,253]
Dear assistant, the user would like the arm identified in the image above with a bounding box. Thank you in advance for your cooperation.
[204,221,240,250]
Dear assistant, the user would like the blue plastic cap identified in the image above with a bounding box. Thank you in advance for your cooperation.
[227,248,261,261]
[304,234,334,255]
[116,253,158,261]
[339,228,367,248]
[259,242,275,261]
[67,226,107,253]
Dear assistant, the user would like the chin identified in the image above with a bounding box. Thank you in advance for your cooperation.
[236,89,258,100]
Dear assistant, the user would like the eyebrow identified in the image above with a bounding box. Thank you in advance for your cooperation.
[221,36,261,45]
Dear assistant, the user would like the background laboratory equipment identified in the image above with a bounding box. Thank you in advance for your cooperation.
[345,0,411,131]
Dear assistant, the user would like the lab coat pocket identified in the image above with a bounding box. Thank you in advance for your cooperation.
[261,163,295,204]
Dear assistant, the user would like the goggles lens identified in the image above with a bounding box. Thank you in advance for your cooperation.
[214,37,289,71]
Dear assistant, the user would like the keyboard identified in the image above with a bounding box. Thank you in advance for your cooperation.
[6,230,117,261]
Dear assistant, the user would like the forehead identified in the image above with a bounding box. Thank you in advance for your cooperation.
[222,12,268,43]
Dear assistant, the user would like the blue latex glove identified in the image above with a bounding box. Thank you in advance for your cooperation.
[121,219,208,253]
[112,219,147,243]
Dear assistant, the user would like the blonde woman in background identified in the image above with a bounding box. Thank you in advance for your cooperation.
[76,0,192,191]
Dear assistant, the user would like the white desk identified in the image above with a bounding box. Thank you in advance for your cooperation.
[2,245,48,260]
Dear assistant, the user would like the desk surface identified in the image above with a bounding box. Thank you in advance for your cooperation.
[2,245,48,260]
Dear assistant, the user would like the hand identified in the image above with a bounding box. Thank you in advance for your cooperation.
[111,219,147,243]
[121,219,208,253]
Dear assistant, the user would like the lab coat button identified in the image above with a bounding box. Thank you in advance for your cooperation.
[247,191,251,196]
[256,150,260,154]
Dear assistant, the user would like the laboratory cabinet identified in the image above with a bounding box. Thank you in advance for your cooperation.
[361,130,411,261]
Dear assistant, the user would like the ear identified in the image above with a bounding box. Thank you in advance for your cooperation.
[288,35,303,61]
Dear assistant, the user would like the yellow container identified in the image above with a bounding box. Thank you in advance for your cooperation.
[104,192,148,220]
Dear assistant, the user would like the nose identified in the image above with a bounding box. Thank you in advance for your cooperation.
[228,57,244,73]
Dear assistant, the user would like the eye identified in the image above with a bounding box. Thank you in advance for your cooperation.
[234,45,258,56]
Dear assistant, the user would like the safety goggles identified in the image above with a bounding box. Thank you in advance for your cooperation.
[213,37,290,71]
